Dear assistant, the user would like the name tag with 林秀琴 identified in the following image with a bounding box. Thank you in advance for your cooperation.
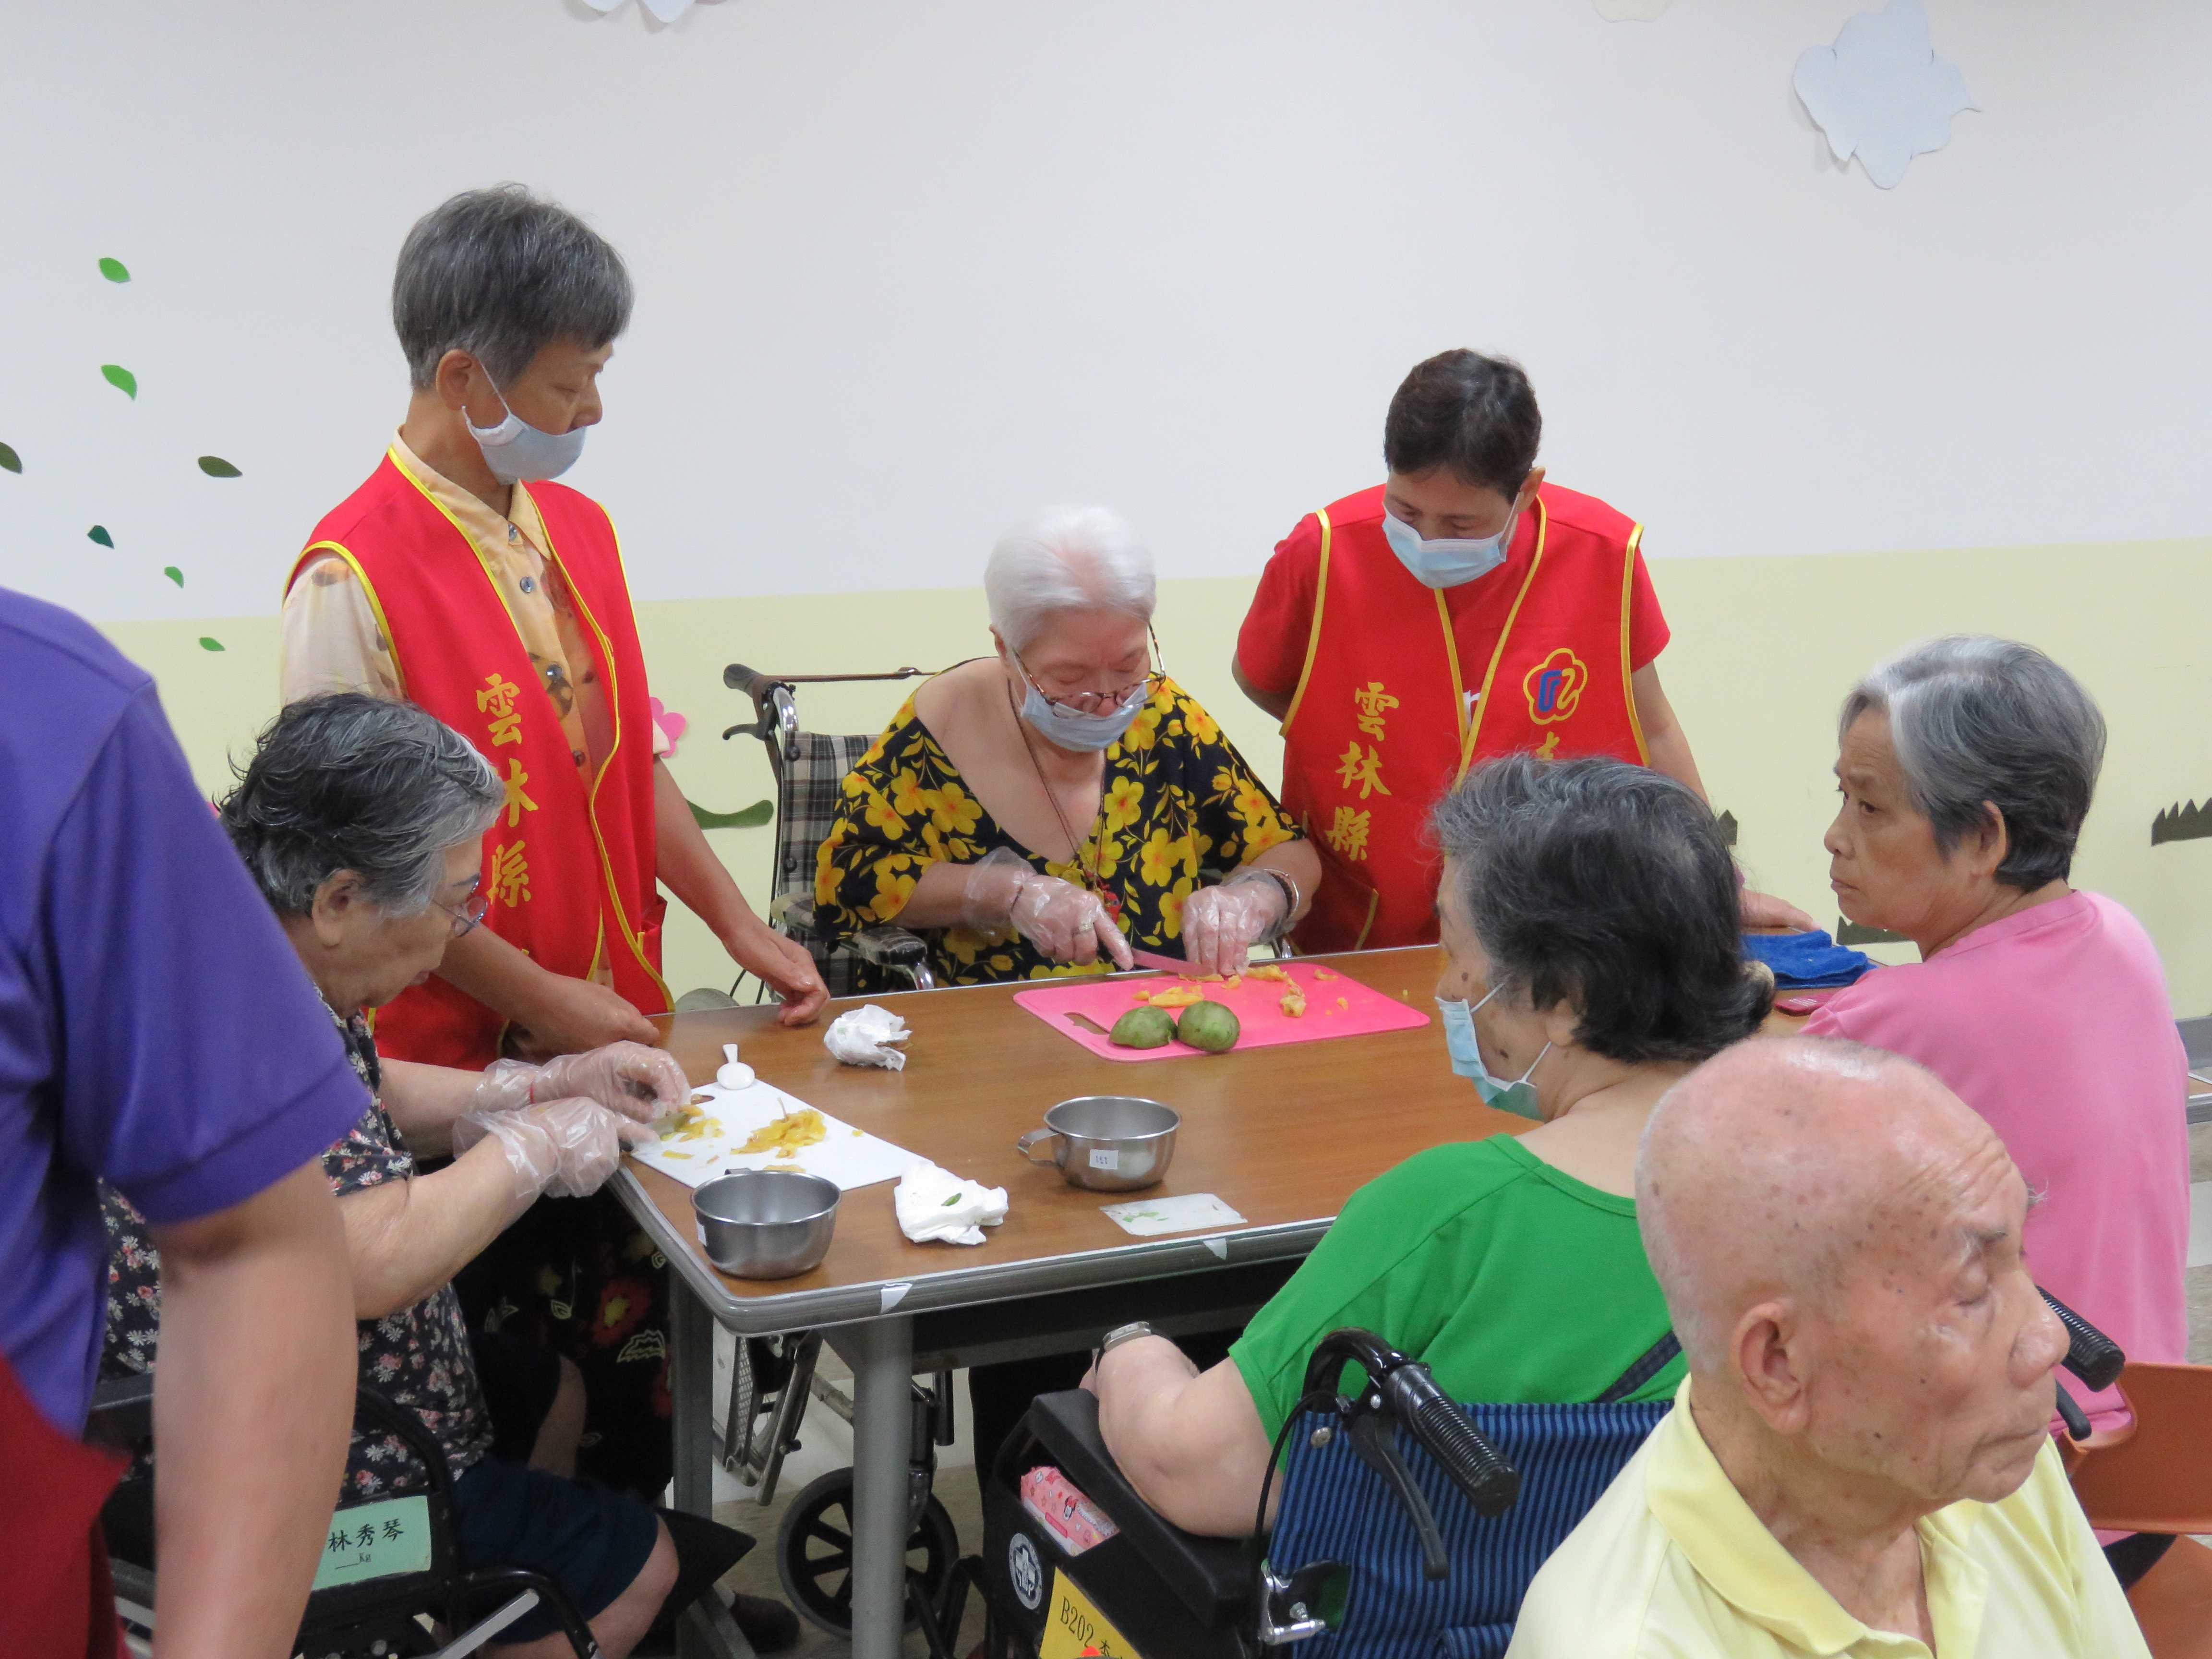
[311,1495,433,1589]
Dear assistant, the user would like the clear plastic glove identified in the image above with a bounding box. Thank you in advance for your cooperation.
[960,847,1132,971]
[474,1043,687,1125]
[1180,867,1289,978]
[452,1096,655,1214]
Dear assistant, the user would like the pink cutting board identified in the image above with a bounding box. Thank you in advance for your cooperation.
[1011,962,1431,1062]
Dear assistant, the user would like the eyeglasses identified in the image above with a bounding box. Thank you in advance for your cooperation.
[1014,630,1166,717]
[438,893,491,938]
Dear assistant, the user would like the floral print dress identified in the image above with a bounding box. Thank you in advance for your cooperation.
[101,1004,493,1496]
[814,676,1303,986]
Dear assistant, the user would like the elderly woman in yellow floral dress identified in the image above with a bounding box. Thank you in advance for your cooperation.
[815,505,1321,989]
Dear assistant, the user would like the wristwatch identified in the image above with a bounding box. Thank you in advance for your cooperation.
[1097,1321,1157,1357]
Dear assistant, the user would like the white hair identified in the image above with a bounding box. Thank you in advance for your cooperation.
[984,506,1156,654]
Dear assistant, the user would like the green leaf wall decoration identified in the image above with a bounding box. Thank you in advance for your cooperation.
[98,257,131,283]
[101,364,138,398]
[0,443,21,474]
[87,525,114,547]
[163,566,184,587]
[687,798,773,830]
[197,637,226,652]
[197,455,242,478]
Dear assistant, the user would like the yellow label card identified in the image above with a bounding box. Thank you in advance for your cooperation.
[1038,1566,1145,1659]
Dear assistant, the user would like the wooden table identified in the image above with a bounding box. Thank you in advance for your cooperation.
[617,945,1523,1659]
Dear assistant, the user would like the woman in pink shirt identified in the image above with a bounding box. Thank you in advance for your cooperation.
[1804,636,2188,1583]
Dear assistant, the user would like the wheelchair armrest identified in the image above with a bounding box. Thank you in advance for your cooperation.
[770,892,817,934]
[1025,1390,1254,1625]
[350,1387,452,1495]
[88,1370,157,1448]
[851,927,929,970]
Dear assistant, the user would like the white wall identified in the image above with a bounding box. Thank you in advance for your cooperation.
[3,0,2207,623]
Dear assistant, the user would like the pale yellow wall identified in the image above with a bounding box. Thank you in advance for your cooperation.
[101,536,2212,1014]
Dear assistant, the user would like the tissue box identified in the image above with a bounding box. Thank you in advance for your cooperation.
[1019,1466,1120,1557]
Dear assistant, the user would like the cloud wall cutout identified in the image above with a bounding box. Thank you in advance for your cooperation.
[1794,0,1974,189]
[582,0,697,21]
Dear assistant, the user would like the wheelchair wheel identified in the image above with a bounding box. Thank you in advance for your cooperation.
[775,1467,961,1636]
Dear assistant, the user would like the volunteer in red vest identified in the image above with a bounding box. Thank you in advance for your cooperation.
[276,191,819,1648]
[281,185,825,1063]
[1233,349,1811,952]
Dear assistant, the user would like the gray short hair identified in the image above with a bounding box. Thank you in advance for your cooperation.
[393,185,633,391]
[983,506,1156,654]
[1431,756,1770,1065]
[220,694,504,916]
[1839,636,2104,890]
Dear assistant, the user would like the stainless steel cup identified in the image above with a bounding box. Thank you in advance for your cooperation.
[692,1170,841,1279]
[1017,1096,1180,1192]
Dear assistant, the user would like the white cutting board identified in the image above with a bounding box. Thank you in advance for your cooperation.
[627,1080,917,1192]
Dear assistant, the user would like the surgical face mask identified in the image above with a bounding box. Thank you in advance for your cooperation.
[1017,676,1148,753]
[1381,508,1515,589]
[465,383,588,485]
[1435,986,1551,1119]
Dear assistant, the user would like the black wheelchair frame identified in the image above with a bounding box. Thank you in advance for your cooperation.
[91,1372,599,1658]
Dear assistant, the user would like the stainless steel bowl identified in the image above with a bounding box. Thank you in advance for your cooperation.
[1017,1095,1180,1192]
[692,1171,841,1279]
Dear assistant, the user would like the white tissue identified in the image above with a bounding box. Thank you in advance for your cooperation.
[895,1160,1008,1246]
[825,1004,912,1071]
[715,1043,756,1090]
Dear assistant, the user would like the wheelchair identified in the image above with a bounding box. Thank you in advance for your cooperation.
[970,1292,2133,1659]
[712,661,972,1639]
[720,661,943,998]
[91,1372,600,1658]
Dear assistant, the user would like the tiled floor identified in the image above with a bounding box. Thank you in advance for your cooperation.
[707,1124,2212,1653]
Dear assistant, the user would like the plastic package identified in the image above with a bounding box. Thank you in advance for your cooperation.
[824,1004,913,1071]
[1020,1466,1120,1555]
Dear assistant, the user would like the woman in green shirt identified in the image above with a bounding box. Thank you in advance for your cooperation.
[1087,754,1774,1536]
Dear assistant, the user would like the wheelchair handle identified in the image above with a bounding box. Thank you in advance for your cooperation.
[1386,1367,1520,1519]
[2042,1287,2125,1394]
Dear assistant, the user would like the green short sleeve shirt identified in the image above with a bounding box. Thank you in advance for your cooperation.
[1228,1134,1684,1439]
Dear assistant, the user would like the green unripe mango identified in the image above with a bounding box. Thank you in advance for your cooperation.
[1175,1000,1241,1053]
[1109,1006,1177,1049]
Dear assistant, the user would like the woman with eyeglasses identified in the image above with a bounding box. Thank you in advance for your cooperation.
[97,693,802,1657]
[813,505,1322,987]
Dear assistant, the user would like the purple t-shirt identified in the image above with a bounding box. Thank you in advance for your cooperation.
[0,588,366,1433]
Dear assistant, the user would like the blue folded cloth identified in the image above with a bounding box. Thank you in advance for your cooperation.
[1742,929,1875,990]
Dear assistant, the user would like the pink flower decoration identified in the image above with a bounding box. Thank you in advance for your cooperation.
[650,696,689,757]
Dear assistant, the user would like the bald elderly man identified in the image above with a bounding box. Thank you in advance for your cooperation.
[1508,1036,2146,1659]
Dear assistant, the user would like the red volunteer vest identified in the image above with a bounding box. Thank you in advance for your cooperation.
[1280,483,1648,953]
[291,451,668,1067]
[0,1352,123,1659]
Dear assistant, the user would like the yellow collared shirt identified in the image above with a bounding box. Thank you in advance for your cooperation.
[280,434,669,777]
[1505,1381,2149,1659]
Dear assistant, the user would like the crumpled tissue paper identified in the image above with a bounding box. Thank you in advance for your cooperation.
[824,1004,911,1071]
[895,1161,1008,1246]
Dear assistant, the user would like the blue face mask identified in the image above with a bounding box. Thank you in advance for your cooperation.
[1017,678,1148,753]
[1435,987,1551,1119]
[465,383,588,485]
[1382,508,1515,589]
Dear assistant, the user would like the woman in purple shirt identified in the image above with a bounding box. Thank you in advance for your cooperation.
[1803,636,2189,1587]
